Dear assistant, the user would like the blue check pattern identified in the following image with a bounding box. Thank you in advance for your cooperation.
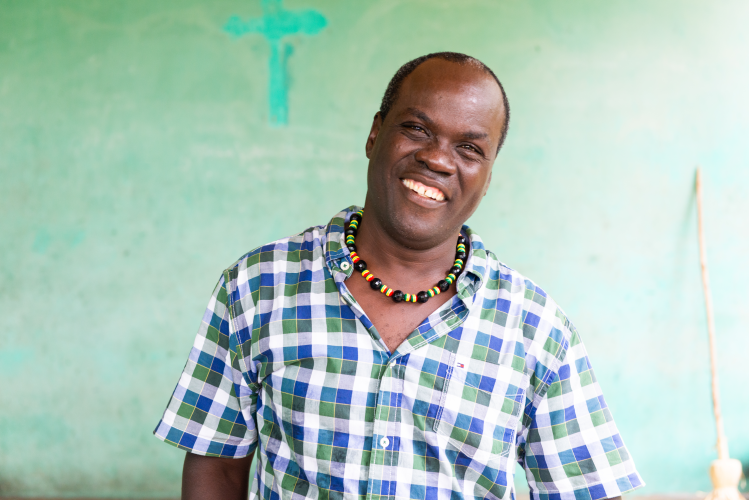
[155,207,643,500]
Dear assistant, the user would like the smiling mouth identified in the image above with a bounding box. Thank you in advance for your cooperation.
[401,178,446,201]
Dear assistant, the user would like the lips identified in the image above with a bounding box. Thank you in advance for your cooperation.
[401,178,446,201]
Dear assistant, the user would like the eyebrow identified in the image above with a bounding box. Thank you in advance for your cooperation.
[403,107,489,142]
[461,131,489,140]
[404,107,434,126]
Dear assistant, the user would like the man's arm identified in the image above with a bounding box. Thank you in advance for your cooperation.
[182,452,254,500]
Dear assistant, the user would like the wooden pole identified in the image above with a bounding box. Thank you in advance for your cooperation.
[695,167,729,460]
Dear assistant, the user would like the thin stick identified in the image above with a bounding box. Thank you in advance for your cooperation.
[696,167,729,460]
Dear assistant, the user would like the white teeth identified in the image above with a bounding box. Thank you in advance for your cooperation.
[401,178,445,201]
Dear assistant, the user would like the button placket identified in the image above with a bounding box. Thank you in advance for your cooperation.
[383,360,405,500]
[366,362,393,500]
[365,305,466,500]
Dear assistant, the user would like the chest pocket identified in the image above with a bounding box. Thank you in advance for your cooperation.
[434,353,524,462]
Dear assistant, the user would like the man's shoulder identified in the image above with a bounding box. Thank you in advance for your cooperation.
[221,207,354,281]
[466,228,568,329]
[223,223,330,280]
[481,250,577,398]
[483,248,575,344]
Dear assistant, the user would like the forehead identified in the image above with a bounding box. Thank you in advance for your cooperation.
[392,59,505,133]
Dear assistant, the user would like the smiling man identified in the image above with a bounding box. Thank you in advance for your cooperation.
[155,52,643,500]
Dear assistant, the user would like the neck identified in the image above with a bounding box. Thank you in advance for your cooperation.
[352,206,464,289]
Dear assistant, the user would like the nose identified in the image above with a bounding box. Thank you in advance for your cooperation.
[413,140,456,175]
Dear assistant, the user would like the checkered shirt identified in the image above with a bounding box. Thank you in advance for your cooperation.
[155,207,643,500]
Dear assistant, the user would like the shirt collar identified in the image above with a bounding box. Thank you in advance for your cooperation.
[457,224,486,299]
[323,206,356,282]
[324,206,486,294]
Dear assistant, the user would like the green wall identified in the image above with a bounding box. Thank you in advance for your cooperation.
[1,0,748,497]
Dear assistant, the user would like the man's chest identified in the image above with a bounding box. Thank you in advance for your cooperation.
[343,272,459,353]
[245,309,526,500]
[244,280,527,450]
[231,262,536,499]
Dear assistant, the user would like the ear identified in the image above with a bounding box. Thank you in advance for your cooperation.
[483,170,493,197]
[365,112,383,159]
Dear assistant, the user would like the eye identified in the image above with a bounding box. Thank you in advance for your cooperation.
[401,122,428,135]
[460,144,480,154]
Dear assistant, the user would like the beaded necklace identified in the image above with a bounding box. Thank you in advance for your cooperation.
[344,209,466,304]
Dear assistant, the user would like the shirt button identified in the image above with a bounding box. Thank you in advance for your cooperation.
[380,437,390,448]
[340,262,351,271]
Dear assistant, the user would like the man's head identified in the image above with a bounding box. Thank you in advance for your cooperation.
[364,52,510,250]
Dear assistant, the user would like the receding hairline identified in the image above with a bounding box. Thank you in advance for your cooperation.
[396,60,505,115]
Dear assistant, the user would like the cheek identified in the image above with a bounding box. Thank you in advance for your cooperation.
[384,131,421,159]
[458,169,492,204]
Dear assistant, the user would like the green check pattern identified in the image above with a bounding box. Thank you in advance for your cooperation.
[155,207,643,500]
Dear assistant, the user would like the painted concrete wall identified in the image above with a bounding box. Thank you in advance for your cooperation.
[1,0,748,496]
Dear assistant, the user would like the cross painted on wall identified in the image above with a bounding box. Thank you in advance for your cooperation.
[225,0,327,126]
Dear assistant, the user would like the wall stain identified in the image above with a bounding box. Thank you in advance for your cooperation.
[224,0,327,126]
[32,228,51,254]
[0,348,33,375]
[30,228,86,254]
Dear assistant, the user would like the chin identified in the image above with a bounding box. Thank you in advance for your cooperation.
[382,204,457,250]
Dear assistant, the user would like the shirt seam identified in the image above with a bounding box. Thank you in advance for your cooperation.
[223,267,256,389]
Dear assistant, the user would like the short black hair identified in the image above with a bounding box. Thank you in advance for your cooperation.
[379,52,510,154]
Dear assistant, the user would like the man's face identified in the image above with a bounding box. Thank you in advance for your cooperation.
[365,58,506,250]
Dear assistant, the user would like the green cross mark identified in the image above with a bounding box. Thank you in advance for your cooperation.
[225,0,327,126]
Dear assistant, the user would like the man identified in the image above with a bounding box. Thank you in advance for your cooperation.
[155,52,643,500]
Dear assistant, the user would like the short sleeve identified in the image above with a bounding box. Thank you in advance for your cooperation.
[519,325,644,498]
[153,273,259,458]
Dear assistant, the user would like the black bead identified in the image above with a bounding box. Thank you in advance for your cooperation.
[350,213,362,223]
[354,260,366,272]
[370,278,382,290]
[450,266,461,275]
[346,228,357,237]
[392,290,404,302]
[456,251,467,260]
[438,280,449,292]
[416,291,429,303]
[347,244,357,252]
[457,235,466,245]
